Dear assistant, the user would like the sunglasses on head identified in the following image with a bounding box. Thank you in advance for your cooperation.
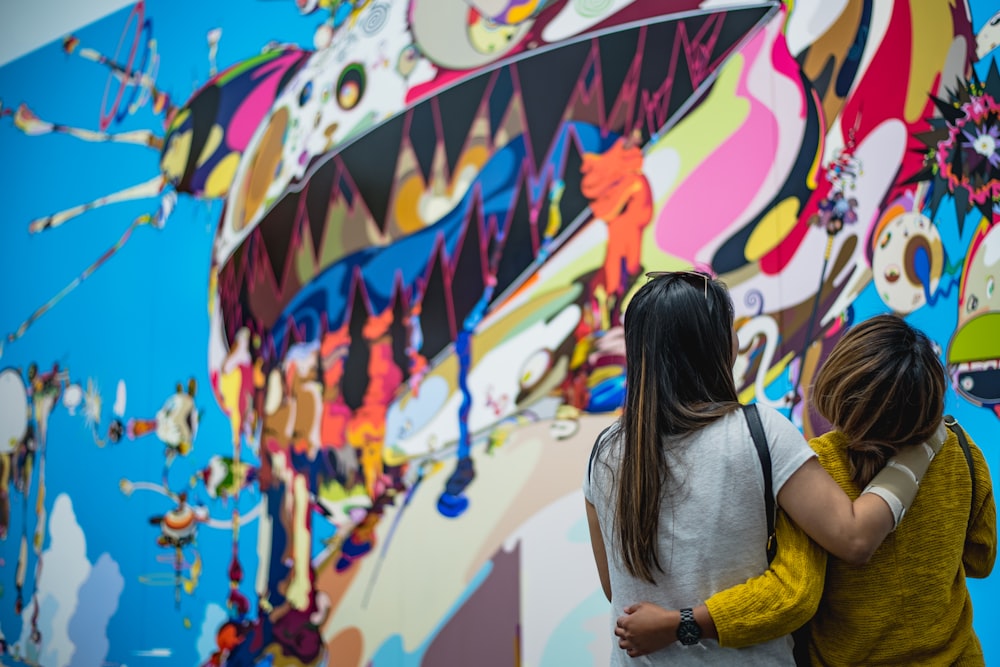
[645,270,711,297]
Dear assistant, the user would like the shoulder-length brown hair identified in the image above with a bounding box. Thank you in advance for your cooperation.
[811,314,946,487]
[614,271,740,583]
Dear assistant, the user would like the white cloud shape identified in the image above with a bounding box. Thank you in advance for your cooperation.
[67,553,124,667]
[16,494,123,667]
[20,494,91,667]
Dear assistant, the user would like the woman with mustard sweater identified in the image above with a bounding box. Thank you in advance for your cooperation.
[614,314,997,665]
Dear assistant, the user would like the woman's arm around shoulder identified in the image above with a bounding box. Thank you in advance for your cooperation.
[777,425,947,565]
[777,455,893,565]
[762,409,895,565]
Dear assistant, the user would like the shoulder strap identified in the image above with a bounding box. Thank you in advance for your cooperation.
[587,423,616,484]
[944,415,976,525]
[743,403,777,563]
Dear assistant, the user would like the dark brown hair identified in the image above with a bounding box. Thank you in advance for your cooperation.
[614,271,740,583]
[812,314,946,487]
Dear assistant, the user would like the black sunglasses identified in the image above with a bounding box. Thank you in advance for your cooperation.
[645,270,711,297]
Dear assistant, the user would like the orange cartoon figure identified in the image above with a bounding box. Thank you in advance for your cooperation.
[581,129,654,298]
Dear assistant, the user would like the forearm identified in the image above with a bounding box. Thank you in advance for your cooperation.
[819,492,894,565]
[778,457,888,563]
[780,425,947,565]
[705,510,825,647]
[693,606,718,640]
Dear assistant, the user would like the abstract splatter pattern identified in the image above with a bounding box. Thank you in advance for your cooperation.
[0,0,998,665]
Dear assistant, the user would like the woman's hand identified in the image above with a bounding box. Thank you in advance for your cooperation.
[615,602,678,657]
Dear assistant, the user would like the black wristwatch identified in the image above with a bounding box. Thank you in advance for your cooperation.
[676,608,702,645]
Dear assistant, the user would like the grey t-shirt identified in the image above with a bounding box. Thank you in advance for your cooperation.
[583,405,815,665]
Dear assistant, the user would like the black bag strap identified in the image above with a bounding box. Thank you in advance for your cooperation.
[944,415,977,526]
[743,403,777,563]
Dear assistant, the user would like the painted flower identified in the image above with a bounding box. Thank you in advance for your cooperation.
[909,63,1000,231]
[964,124,1000,167]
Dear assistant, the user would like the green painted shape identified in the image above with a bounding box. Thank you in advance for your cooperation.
[948,312,1000,363]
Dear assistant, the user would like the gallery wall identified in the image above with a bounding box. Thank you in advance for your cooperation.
[0,0,997,665]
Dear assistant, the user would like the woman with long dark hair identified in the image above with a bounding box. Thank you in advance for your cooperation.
[585,274,947,664]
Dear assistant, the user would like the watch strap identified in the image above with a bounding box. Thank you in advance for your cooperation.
[676,607,701,645]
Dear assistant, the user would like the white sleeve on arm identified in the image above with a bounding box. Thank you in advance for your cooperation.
[757,404,817,496]
[582,462,594,504]
[583,427,611,505]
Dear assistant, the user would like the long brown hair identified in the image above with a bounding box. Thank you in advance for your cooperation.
[812,314,946,487]
[615,271,740,583]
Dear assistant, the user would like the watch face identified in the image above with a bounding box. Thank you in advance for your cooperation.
[677,621,701,645]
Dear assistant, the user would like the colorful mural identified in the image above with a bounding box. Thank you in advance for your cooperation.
[0,0,997,665]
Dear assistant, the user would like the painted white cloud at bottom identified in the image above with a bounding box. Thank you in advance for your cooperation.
[15,494,123,667]
[19,494,91,667]
[67,553,124,667]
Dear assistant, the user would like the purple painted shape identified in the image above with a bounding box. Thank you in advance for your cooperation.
[421,543,522,666]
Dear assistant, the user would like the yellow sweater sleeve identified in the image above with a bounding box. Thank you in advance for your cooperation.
[964,434,997,579]
[705,509,827,648]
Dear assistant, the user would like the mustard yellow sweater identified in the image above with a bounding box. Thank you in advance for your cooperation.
[705,428,997,666]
